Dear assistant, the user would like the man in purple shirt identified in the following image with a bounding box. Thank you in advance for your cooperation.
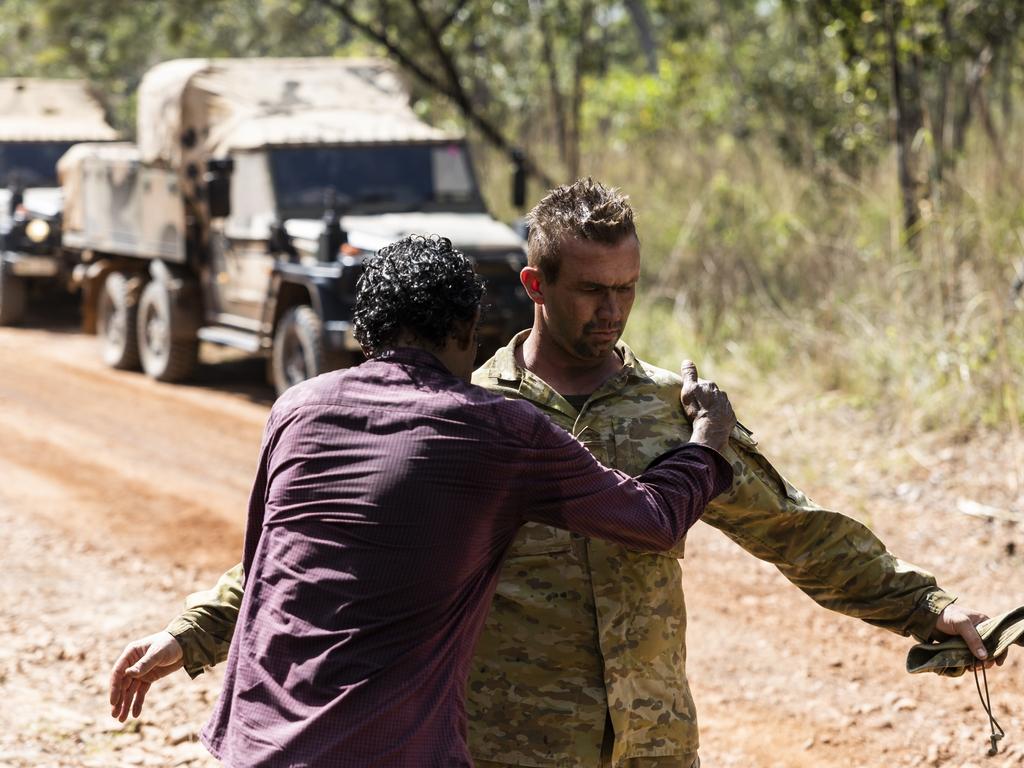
[177,235,734,766]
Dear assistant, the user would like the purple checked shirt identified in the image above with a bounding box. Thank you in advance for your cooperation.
[201,348,731,767]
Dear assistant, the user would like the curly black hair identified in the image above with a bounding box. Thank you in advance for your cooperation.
[353,235,485,356]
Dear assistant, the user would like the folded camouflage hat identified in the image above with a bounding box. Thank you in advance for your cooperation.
[908,605,1024,755]
[906,605,1024,677]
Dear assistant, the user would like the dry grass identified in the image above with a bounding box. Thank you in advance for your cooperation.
[556,129,1024,436]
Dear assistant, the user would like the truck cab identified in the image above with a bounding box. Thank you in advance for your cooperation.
[207,139,530,393]
[60,58,532,395]
[0,79,118,325]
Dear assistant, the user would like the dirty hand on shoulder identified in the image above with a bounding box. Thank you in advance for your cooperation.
[680,359,736,453]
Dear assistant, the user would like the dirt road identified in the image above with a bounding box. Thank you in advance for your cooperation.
[0,315,1021,767]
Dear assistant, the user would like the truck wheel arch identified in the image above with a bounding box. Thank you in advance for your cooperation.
[270,278,320,331]
[79,258,147,334]
[270,305,323,396]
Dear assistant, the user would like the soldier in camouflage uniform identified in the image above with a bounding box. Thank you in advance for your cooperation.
[111,179,994,767]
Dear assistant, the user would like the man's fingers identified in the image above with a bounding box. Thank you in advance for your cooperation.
[131,681,151,719]
[109,643,144,707]
[680,360,698,386]
[119,677,141,722]
[959,621,988,660]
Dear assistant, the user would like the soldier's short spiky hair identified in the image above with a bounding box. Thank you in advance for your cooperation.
[354,234,484,356]
[526,177,637,282]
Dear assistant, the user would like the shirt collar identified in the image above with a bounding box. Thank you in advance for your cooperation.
[486,330,655,392]
[373,347,452,375]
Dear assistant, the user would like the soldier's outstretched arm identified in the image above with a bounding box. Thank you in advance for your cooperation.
[702,427,988,653]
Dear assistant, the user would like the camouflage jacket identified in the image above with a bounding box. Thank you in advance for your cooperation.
[167,333,954,766]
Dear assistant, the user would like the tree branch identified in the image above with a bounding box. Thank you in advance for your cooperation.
[438,0,471,33]
[317,0,554,189]
[407,0,555,187]
[316,0,453,99]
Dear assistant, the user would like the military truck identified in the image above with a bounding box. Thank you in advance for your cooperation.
[0,79,118,324]
[60,57,531,394]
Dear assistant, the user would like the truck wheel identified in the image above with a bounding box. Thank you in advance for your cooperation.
[97,272,141,370]
[0,268,27,326]
[272,305,323,396]
[137,279,200,382]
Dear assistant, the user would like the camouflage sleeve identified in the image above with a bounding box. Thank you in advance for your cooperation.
[703,427,955,642]
[165,562,244,679]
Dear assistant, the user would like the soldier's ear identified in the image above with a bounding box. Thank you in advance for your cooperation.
[520,266,544,305]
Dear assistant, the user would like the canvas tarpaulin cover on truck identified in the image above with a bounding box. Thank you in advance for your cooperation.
[58,142,185,261]
[135,57,455,172]
[0,79,118,142]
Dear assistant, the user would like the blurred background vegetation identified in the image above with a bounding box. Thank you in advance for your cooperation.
[2,0,1022,433]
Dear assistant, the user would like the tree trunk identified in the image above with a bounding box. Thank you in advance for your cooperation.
[566,1,596,181]
[885,0,926,246]
[625,0,658,74]
[533,2,570,178]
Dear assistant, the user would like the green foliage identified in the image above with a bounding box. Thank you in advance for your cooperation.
[0,0,350,131]
[1,0,1023,431]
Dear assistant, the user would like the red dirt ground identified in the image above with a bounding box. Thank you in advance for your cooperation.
[0,318,1021,767]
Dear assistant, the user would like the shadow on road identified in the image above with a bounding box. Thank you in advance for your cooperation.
[188,354,277,406]
[13,299,279,406]
[19,295,82,332]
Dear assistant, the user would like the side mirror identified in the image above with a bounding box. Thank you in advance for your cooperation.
[511,150,527,211]
[204,157,234,219]
[268,221,297,259]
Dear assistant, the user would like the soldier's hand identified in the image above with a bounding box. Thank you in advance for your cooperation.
[681,360,735,453]
[933,604,1005,669]
[109,631,184,722]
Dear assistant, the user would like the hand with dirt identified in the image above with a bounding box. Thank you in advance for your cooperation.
[680,360,736,453]
[109,631,184,721]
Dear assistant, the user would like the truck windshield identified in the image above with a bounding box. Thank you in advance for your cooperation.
[269,143,486,217]
[0,142,75,188]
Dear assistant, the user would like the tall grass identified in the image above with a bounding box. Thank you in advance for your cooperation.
[479,126,1024,436]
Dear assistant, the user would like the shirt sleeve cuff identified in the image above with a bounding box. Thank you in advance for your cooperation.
[165,617,212,680]
[906,589,958,642]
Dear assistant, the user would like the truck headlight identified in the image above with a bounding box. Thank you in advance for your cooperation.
[25,219,50,243]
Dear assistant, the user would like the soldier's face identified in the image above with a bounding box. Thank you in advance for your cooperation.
[531,235,641,364]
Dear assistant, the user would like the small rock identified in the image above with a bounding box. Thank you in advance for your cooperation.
[167,725,194,746]
[893,697,918,711]
[865,714,894,730]
[172,741,211,765]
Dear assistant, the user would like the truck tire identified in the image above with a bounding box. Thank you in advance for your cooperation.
[272,305,324,396]
[137,279,200,383]
[97,271,141,370]
[0,268,27,326]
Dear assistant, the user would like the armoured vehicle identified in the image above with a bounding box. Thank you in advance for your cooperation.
[0,79,118,324]
[60,58,531,394]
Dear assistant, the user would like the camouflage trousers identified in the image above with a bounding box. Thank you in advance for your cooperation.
[474,756,699,768]
[473,711,700,768]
